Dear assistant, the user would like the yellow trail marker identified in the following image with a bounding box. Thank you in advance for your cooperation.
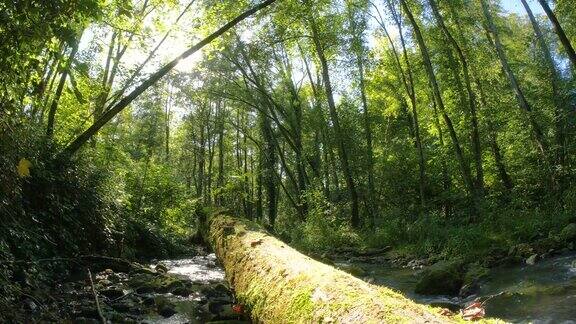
[17,158,32,177]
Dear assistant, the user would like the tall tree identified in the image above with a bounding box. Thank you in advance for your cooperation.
[401,0,479,216]
[537,0,576,68]
[480,0,549,163]
[62,0,278,156]
[307,3,361,228]
[521,0,566,167]
[429,0,484,198]
[346,0,376,223]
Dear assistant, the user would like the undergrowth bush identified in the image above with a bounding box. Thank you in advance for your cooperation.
[289,188,360,252]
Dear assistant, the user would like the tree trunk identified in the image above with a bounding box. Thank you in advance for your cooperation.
[402,0,479,217]
[347,4,376,225]
[260,112,277,228]
[537,0,576,68]
[46,33,82,138]
[521,0,566,168]
[383,0,426,211]
[217,102,225,205]
[203,213,450,323]
[474,76,514,192]
[480,0,549,162]
[61,0,278,157]
[308,10,360,228]
[429,0,484,198]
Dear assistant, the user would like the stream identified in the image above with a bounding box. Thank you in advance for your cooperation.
[159,251,576,323]
[339,252,576,323]
[143,253,244,324]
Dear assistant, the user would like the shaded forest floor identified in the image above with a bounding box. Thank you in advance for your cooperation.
[0,248,248,323]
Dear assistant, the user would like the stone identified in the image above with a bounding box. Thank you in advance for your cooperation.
[135,285,154,294]
[156,263,169,273]
[559,223,576,242]
[23,299,38,313]
[98,279,112,287]
[208,301,224,314]
[338,264,366,277]
[213,304,241,320]
[201,283,231,298]
[100,288,124,299]
[108,273,121,283]
[483,247,508,267]
[172,286,193,297]
[141,295,155,306]
[407,259,428,269]
[111,298,138,313]
[155,296,177,318]
[75,306,101,319]
[533,237,560,254]
[158,305,177,318]
[414,260,465,296]
[509,243,533,258]
[526,254,538,265]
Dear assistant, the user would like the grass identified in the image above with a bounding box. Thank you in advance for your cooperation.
[288,202,575,265]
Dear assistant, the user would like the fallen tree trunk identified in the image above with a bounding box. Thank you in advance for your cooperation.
[204,212,452,323]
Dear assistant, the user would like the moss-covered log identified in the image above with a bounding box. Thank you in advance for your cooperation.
[204,213,453,323]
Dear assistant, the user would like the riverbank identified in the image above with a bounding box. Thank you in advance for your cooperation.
[0,247,248,323]
[309,221,576,295]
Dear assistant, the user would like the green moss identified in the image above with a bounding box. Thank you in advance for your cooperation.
[205,214,463,323]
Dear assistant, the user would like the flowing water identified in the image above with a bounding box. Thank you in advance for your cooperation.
[145,253,244,324]
[341,253,576,323]
[149,252,576,323]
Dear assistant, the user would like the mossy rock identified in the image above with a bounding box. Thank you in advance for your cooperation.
[414,260,465,296]
[532,237,561,254]
[155,296,177,318]
[463,263,489,285]
[128,273,189,294]
[338,264,366,277]
[483,247,508,267]
[508,243,533,258]
[559,223,576,242]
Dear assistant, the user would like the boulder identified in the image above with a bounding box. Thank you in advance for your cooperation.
[338,264,366,277]
[155,296,177,318]
[414,261,465,296]
[525,254,538,265]
[155,263,169,273]
[508,243,533,258]
[483,247,508,267]
[172,286,193,297]
[532,237,561,255]
[559,223,576,242]
[99,288,124,299]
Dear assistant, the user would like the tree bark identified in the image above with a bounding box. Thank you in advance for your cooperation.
[402,0,478,217]
[46,33,82,138]
[308,8,360,228]
[203,213,450,323]
[480,0,549,162]
[537,0,576,68]
[521,0,566,167]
